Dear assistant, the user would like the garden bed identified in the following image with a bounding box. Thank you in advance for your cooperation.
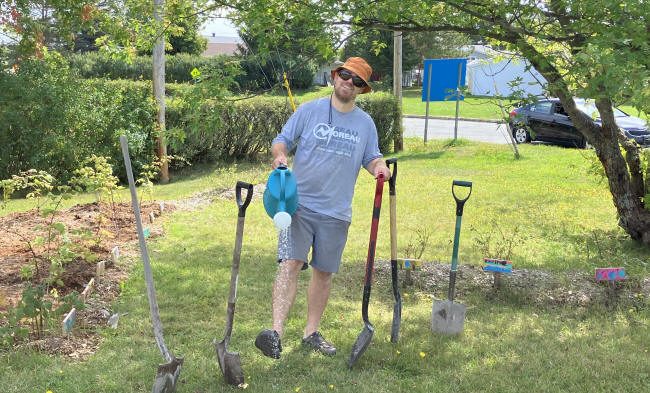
[0,201,174,356]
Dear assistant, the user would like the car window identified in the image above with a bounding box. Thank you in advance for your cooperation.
[554,104,568,116]
[530,101,553,114]
[577,102,629,119]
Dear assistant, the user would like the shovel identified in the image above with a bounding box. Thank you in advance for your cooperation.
[348,173,385,368]
[431,180,472,335]
[214,181,254,386]
[386,158,401,343]
[119,135,183,393]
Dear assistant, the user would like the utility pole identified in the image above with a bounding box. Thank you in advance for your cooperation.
[153,0,169,183]
[393,30,403,152]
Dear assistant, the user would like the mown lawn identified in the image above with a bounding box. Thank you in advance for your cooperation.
[1,139,648,393]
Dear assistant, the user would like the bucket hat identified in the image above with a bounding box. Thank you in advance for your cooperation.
[331,57,372,94]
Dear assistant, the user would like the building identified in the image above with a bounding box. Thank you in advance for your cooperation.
[464,45,547,97]
[202,33,243,56]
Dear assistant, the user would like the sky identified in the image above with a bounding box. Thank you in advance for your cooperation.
[200,16,239,37]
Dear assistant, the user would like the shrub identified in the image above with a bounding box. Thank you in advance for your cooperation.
[168,96,293,162]
[356,92,402,153]
[0,54,155,182]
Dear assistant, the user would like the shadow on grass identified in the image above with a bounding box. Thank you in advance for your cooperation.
[393,139,474,162]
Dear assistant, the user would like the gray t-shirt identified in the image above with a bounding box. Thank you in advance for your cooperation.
[272,97,382,222]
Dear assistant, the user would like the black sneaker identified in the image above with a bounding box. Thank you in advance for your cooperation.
[255,329,282,359]
[302,331,336,356]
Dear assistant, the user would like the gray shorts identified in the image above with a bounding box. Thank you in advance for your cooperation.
[277,205,350,273]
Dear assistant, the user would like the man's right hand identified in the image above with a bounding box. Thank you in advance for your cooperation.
[272,154,288,169]
[271,143,289,169]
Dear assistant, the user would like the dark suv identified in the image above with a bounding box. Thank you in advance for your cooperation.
[509,98,650,148]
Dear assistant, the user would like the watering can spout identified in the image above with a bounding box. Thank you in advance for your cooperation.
[263,166,298,231]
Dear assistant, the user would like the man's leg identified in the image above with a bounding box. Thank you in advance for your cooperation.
[304,267,332,337]
[256,259,304,359]
[301,266,337,355]
[272,259,304,337]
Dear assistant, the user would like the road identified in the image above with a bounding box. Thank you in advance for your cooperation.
[402,116,513,145]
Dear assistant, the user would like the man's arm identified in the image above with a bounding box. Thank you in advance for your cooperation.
[271,142,289,169]
[366,157,391,179]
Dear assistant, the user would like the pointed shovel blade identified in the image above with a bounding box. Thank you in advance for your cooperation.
[431,300,466,335]
[390,301,402,343]
[152,357,183,393]
[348,324,374,368]
[215,339,244,386]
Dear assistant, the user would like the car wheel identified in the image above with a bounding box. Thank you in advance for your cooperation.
[512,126,530,144]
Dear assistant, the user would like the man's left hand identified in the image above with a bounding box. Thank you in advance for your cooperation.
[368,158,391,179]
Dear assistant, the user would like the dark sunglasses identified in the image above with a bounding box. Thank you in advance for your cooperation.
[337,69,367,88]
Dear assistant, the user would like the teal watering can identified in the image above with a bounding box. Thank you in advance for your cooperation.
[263,166,298,230]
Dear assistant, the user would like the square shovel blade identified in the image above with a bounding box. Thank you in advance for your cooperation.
[431,300,466,335]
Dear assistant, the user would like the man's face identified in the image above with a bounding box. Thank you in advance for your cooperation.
[333,69,365,103]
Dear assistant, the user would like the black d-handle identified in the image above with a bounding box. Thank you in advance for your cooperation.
[236,181,254,217]
[386,158,397,194]
[451,180,472,216]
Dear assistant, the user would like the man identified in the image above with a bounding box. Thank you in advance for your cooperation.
[255,57,391,358]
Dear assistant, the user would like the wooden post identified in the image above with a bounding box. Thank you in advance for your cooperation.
[423,62,432,144]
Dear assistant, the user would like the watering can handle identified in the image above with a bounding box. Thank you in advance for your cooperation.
[236,181,254,217]
[451,180,472,216]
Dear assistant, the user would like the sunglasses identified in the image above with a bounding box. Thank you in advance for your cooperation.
[337,69,367,88]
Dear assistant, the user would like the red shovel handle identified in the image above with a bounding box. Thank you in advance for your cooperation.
[361,174,385,323]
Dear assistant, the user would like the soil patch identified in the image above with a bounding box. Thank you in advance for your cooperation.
[0,201,174,357]
[374,260,650,310]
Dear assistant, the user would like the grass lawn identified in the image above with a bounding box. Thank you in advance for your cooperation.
[278,86,513,120]
[282,86,648,121]
[1,140,649,392]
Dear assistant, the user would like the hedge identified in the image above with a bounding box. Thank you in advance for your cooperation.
[67,52,317,92]
[67,52,234,83]
[167,92,401,163]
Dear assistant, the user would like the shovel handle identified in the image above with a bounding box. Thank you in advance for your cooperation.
[452,180,472,216]
[235,181,254,217]
[362,173,385,324]
[386,158,401,343]
[119,135,172,362]
[386,158,397,195]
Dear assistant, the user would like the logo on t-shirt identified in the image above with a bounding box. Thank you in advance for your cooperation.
[312,123,361,157]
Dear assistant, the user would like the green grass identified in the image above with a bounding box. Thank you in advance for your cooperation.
[283,86,649,121]
[1,140,649,392]
[276,86,510,120]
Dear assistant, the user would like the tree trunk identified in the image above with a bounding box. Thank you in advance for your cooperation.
[392,31,403,152]
[153,0,169,183]
[560,94,650,244]
[597,137,650,243]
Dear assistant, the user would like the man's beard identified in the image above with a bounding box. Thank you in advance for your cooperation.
[333,83,355,103]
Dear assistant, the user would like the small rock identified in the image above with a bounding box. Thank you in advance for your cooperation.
[107,313,120,329]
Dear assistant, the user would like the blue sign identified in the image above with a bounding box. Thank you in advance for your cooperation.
[422,58,467,102]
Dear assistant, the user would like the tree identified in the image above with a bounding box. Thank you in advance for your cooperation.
[406,31,471,85]
[342,29,420,84]
[213,0,650,244]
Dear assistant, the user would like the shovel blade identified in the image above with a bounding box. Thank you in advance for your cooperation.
[215,339,244,386]
[390,301,402,343]
[348,324,374,368]
[152,357,183,393]
[431,300,466,335]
